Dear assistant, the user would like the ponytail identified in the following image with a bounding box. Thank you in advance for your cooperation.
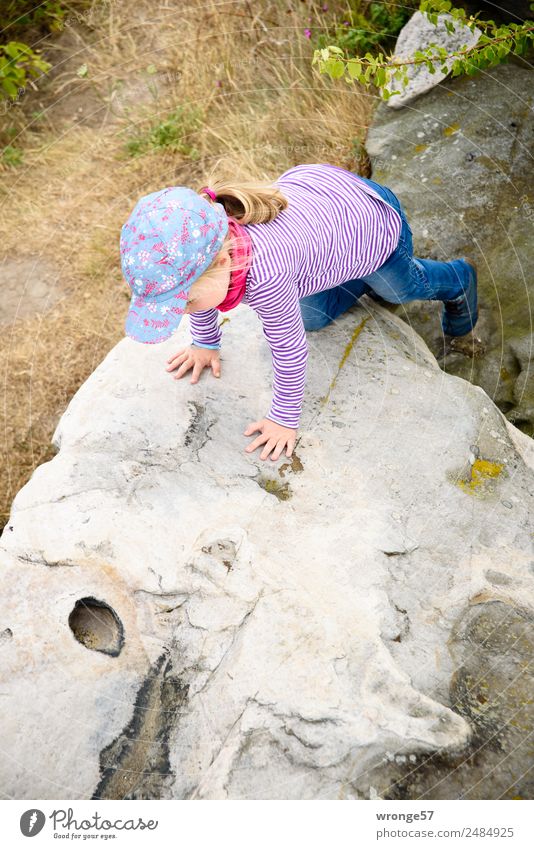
[198,177,288,225]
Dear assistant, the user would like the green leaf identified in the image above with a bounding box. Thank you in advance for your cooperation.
[347,59,362,79]
[375,66,387,87]
[6,41,32,58]
[326,57,345,79]
[2,78,18,97]
[4,43,23,59]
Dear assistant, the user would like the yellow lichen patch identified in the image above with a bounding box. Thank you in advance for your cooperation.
[432,177,442,185]
[320,316,370,406]
[278,452,304,478]
[256,476,292,501]
[457,457,504,494]
[443,122,460,136]
[414,144,427,153]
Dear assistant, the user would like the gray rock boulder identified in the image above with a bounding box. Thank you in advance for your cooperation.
[381,11,482,109]
[1,300,533,799]
[367,63,534,439]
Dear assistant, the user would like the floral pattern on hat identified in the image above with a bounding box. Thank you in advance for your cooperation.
[120,187,228,344]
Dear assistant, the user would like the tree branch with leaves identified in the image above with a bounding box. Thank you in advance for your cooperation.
[312,0,534,100]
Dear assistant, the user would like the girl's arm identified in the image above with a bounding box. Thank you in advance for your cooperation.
[250,276,309,430]
[188,308,222,349]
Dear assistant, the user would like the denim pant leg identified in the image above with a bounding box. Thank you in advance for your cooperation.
[299,277,373,331]
[299,176,468,331]
[349,176,468,304]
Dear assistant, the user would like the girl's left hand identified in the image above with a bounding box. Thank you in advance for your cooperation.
[243,418,297,461]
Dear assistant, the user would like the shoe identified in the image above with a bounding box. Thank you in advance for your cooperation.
[448,330,486,358]
[441,257,478,337]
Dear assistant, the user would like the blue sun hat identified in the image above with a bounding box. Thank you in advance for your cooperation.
[120,186,228,344]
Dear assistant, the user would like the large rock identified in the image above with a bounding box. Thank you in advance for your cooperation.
[367,63,534,439]
[1,300,533,800]
[381,11,482,109]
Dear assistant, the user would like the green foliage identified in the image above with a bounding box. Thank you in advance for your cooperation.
[314,1,419,57]
[124,106,203,159]
[0,41,50,99]
[312,0,534,102]
[1,144,23,167]
[0,1,91,102]
[0,1,89,37]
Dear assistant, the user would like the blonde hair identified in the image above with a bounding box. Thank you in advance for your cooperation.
[196,175,288,280]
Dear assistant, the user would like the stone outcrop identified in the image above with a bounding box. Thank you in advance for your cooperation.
[380,11,482,109]
[367,63,534,439]
[1,300,533,799]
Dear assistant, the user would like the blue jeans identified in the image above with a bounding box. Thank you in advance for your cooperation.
[299,175,469,331]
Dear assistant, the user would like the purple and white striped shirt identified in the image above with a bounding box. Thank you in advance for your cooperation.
[189,163,402,428]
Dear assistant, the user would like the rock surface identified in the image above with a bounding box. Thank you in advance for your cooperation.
[367,63,534,438]
[1,299,533,800]
[381,11,482,109]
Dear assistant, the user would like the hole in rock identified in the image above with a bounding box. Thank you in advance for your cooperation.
[68,597,124,656]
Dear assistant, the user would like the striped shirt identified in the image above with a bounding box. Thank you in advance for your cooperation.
[189,163,402,428]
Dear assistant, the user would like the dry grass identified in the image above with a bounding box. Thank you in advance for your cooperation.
[0,0,376,529]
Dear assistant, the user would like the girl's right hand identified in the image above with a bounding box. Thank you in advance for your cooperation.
[165,345,221,384]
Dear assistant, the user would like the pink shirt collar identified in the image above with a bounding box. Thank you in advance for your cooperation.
[216,216,253,312]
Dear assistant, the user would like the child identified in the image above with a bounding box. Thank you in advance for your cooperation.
[120,163,481,462]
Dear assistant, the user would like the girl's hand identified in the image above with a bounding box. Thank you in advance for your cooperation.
[165,345,220,384]
[243,418,297,461]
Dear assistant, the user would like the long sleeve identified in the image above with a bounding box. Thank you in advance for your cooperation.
[188,308,222,349]
[250,275,309,430]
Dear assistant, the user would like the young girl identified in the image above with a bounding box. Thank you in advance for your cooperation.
[120,163,481,463]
